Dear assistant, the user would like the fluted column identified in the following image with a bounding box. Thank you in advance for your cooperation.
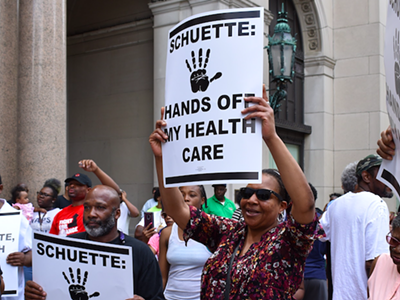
[0,1,19,197]
[18,0,67,197]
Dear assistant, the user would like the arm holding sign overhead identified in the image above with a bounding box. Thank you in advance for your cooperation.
[377,126,396,160]
[149,107,192,230]
[149,85,314,228]
[242,85,314,225]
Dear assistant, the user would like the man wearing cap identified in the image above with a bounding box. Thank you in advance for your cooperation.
[50,159,122,236]
[49,172,92,236]
[202,184,236,218]
[320,154,392,300]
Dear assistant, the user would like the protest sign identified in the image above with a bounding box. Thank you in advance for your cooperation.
[0,211,21,297]
[377,1,400,200]
[33,233,133,299]
[163,7,264,187]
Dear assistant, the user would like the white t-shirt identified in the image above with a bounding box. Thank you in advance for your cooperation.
[320,192,389,300]
[0,199,32,300]
[117,202,131,234]
[30,208,61,233]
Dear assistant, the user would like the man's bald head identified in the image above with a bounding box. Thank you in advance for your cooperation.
[83,185,121,240]
[86,185,120,208]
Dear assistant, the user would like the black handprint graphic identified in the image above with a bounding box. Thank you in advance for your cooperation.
[395,62,400,97]
[394,29,400,97]
[62,267,100,300]
[185,48,222,93]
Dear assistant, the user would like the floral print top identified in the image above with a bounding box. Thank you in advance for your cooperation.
[184,206,324,299]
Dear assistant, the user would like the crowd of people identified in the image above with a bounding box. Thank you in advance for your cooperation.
[0,87,399,299]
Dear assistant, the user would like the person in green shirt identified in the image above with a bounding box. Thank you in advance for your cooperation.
[147,187,162,212]
[202,184,236,218]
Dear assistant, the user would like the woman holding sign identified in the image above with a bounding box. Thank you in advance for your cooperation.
[149,86,322,299]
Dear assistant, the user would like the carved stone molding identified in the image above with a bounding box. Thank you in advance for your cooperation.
[304,55,336,78]
[293,0,321,53]
[305,55,336,69]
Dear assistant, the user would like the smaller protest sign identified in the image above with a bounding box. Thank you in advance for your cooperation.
[33,233,133,299]
[0,211,21,297]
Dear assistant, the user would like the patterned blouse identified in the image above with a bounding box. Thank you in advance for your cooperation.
[184,206,323,299]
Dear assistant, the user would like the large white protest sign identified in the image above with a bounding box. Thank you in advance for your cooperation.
[0,211,21,297]
[163,7,264,187]
[33,232,133,299]
[377,1,400,200]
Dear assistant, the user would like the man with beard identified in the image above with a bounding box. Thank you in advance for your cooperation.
[25,185,164,300]
[320,154,392,300]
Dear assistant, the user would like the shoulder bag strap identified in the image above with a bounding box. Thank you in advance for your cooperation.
[224,243,241,300]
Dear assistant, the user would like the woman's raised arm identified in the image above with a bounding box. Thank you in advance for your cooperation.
[242,85,315,224]
[149,107,191,230]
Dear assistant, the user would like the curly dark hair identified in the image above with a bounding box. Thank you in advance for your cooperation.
[10,184,29,203]
[262,169,290,203]
[41,184,59,199]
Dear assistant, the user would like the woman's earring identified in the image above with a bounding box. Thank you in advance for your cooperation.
[277,212,284,223]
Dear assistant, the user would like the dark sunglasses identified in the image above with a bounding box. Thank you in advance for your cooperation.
[386,232,400,248]
[240,187,283,202]
[37,191,53,198]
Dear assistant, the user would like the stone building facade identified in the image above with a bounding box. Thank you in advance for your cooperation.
[0,0,394,231]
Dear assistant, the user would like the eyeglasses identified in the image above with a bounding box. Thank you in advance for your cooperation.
[386,232,400,248]
[240,187,283,202]
[37,191,53,198]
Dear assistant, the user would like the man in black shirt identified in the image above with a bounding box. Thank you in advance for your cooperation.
[25,185,164,300]
[52,183,70,209]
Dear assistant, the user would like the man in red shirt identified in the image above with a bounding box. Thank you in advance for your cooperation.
[49,173,91,236]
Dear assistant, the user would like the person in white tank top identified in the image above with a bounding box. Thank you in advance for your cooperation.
[159,185,211,300]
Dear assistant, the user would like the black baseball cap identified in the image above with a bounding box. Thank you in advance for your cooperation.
[65,173,92,187]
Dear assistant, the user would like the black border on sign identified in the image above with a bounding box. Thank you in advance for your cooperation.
[381,169,400,197]
[165,172,259,184]
[2,290,17,295]
[169,10,261,38]
[0,212,20,216]
[34,233,129,255]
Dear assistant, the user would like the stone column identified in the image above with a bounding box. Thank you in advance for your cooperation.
[18,0,67,199]
[0,1,19,197]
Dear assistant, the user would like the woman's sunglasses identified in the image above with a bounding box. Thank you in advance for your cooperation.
[240,187,283,202]
[386,232,400,248]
